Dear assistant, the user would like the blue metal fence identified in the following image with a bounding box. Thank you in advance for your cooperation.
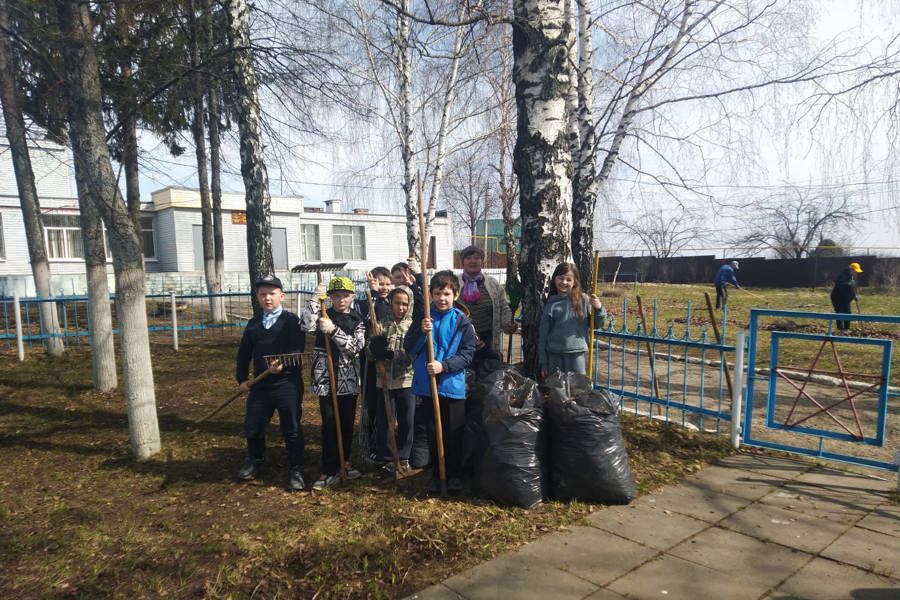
[743,308,900,471]
[591,297,736,434]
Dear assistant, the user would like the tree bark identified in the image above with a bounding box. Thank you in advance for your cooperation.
[58,0,160,459]
[115,1,142,245]
[570,0,598,283]
[225,0,273,311]
[513,0,575,377]
[396,1,418,258]
[0,0,64,357]
[206,0,225,289]
[190,0,223,322]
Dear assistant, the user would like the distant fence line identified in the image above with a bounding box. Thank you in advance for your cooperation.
[596,255,900,288]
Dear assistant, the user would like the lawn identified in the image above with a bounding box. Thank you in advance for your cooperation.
[602,283,900,386]
[0,334,731,599]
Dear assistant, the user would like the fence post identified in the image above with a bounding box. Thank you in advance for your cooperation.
[731,330,746,449]
[13,292,24,362]
[170,291,179,351]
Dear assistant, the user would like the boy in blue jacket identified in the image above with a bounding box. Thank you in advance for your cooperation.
[404,270,476,493]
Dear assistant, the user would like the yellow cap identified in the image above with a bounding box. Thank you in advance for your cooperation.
[327,276,356,293]
[849,262,862,274]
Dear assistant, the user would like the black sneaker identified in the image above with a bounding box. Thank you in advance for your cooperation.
[447,477,464,493]
[237,457,263,481]
[426,478,442,494]
[288,468,306,492]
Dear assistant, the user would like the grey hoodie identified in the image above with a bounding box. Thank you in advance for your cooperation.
[538,292,594,368]
[366,285,415,389]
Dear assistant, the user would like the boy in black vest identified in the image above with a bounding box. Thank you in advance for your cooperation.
[235,276,307,491]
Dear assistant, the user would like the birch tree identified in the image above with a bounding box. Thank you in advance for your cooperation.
[225,0,273,303]
[188,0,223,321]
[569,0,597,284]
[0,0,64,357]
[57,0,160,459]
[513,0,575,375]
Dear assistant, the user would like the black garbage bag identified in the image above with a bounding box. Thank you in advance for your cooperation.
[544,371,635,504]
[461,357,506,475]
[476,368,547,508]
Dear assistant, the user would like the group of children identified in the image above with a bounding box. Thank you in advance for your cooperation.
[234,261,602,493]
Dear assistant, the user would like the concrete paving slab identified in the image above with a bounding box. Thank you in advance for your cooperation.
[765,557,900,600]
[821,526,900,579]
[440,551,598,600]
[792,467,895,499]
[516,525,658,586]
[758,488,869,525]
[716,453,813,480]
[855,507,900,538]
[718,501,852,554]
[582,588,629,600]
[607,553,766,600]
[585,503,710,550]
[667,526,810,587]
[406,583,467,600]
[643,480,752,523]
[687,465,787,501]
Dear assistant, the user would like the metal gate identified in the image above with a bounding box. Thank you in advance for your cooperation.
[743,308,900,472]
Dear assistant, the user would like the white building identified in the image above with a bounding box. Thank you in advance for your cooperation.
[0,135,454,296]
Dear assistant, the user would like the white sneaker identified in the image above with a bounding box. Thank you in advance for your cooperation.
[344,464,362,479]
[311,473,340,490]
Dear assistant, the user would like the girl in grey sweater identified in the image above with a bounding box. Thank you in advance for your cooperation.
[538,263,603,377]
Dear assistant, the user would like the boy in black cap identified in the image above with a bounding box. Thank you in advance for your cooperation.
[235,275,307,491]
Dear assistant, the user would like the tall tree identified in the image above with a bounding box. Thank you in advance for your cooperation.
[188,0,223,321]
[569,0,597,284]
[0,0,64,357]
[513,0,575,376]
[57,0,160,459]
[205,0,225,289]
[225,0,273,303]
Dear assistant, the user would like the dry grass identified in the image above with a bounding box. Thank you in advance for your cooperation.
[0,335,731,599]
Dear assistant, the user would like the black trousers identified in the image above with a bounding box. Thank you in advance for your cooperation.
[362,359,378,453]
[416,395,466,479]
[375,387,415,462]
[411,396,432,469]
[715,283,728,309]
[831,299,852,331]
[318,394,357,476]
[245,381,303,469]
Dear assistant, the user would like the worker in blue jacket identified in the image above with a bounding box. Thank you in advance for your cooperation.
[714,260,741,310]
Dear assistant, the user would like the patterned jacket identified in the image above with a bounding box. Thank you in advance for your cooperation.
[300,297,366,396]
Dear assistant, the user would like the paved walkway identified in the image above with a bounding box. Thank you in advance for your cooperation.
[408,453,899,600]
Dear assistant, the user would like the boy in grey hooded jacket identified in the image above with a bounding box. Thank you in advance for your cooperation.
[367,286,416,467]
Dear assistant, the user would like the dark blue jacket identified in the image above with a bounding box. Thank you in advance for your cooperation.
[714,264,739,287]
[404,305,475,400]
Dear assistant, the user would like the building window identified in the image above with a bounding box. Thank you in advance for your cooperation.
[43,214,84,260]
[301,224,320,261]
[142,216,155,259]
[0,214,5,259]
[332,225,365,260]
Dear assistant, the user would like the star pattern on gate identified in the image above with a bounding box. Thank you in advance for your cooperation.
[774,337,883,441]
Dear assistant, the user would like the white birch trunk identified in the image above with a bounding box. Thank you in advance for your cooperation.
[225,0,273,310]
[397,2,419,258]
[425,24,465,246]
[513,0,575,376]
[570,0,598,282]
[59,0,160,459]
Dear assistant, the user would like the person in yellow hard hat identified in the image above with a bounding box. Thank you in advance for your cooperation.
[830,262,862,331]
